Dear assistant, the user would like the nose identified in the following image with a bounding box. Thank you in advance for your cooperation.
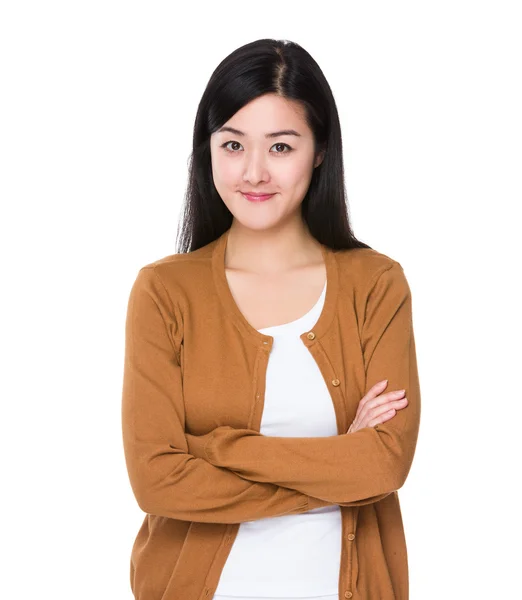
[242,148,270,186]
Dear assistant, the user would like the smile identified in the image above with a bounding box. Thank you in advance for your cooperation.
[241,192,275,202]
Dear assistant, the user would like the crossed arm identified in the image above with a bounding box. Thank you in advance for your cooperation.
[122,262,420,522]
[185,261,421,506]
[122,266,333,525]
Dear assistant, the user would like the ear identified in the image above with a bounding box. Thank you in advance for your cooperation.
[314,148,325,168]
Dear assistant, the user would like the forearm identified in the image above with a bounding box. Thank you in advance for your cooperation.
[124,436,331,522]
[186,427,399,505]
[185,261,421,507]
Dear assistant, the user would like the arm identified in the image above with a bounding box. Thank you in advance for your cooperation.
[186,429,389,508]
[121,266,330,524]
[185,261,421,505]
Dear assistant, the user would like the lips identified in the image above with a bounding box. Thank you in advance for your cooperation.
[241,192,275,202]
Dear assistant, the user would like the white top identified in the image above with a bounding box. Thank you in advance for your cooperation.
[213,280,343,598]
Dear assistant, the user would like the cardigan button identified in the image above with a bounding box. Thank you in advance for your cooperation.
[344,592,353,599]
[332,379,340,386]
[348,533,355,540]
[307,331,316,340]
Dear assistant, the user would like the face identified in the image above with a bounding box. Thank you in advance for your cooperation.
[210,93,324,232]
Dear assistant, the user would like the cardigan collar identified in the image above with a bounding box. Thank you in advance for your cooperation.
[211,227,339,350]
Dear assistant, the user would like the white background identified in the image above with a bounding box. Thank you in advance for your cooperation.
[1,1,521,598]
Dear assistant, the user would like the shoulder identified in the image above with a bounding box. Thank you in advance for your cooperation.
[335,247,406,292]
[334,248,413,328]
[131,239,217,305]
[140,239,214,279]
[126,242,217,350]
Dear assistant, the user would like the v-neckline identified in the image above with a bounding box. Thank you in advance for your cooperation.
[211,228,339,350]
[257,279,327,334]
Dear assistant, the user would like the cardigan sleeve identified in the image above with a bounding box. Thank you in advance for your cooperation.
[185,261,421,506]
[121,266,331,523]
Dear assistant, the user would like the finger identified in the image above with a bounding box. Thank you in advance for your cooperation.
[366,398,408,427]
[367,408,396,428]
[355,384,405,429]
[360,380,388,405]
[359,390,406,421]
[354,380,389,421]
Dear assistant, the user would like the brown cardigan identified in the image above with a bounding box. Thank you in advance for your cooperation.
[121,227,422,600]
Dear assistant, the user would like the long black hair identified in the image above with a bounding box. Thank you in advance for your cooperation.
[175,38,372,254]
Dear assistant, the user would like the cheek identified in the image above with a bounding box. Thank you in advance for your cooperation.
[277,158,314,190]
[212,154,238,188]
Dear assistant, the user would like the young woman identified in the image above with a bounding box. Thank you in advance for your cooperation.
[122,38,421,600]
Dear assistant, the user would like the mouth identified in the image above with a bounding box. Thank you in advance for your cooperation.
[241,192,276,202]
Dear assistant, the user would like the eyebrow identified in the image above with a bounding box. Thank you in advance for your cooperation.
[216,126,302,138]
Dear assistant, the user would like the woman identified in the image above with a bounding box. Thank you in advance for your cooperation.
[122,38,421,600]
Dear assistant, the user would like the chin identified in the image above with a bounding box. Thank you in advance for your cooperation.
[231,213,283,232]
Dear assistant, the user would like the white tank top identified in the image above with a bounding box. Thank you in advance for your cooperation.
[213,280,342,599]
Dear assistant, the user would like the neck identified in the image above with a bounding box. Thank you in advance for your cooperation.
[225,218,323,275]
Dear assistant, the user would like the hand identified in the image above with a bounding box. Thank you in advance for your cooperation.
[347,380,408,433]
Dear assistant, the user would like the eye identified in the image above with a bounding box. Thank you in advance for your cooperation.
[220,141,293,155]
[222,140,243,153]
[271,142,292,154]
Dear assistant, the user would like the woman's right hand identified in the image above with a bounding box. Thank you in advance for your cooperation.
[347,380,408,434]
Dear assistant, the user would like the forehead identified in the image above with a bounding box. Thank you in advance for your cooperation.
[213,94,310,137]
